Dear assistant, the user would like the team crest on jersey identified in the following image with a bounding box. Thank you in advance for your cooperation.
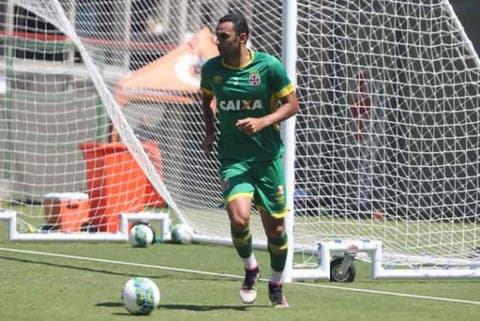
[249,72,261,86]
[213,75,223,84]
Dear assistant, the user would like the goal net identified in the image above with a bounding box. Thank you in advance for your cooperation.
[1,0,479,277]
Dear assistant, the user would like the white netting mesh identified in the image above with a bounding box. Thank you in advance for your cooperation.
[0,0,479,267]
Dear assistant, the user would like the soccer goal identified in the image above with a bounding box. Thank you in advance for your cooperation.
[1,0,480,281]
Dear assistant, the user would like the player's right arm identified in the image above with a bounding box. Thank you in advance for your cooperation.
[201,92,215,154]
[200,60,216,154]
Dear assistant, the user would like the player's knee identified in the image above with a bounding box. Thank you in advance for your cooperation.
[227,200,251,230]
[231,219,249,231]
[265,221,285,238]
[228,210,250,230]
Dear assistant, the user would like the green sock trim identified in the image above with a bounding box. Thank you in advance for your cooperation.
[231,226,253,259]
[268,232,288,271]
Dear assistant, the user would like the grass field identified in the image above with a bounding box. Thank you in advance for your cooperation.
[1,233,479,321]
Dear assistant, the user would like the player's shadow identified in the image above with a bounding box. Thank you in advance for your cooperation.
[159,303,270,311]
[98,302,270,313]
[159,304,270,312]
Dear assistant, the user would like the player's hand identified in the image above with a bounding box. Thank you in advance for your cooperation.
[202,133,215,154]
[236,117,265,135]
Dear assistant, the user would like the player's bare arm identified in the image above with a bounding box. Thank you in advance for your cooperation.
[201,93,215,153]
[236,92,299,135]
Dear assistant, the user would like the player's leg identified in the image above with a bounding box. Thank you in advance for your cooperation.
[253,157,289,308]
[227,197,260,304]
[221,162,260,304]
[260,212,289,308]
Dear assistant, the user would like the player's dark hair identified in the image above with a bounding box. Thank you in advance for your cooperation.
[218,11,249,37]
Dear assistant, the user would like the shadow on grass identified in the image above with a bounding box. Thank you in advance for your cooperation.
[159,303,270,311]
[97,301,270,313]
[0,255,227,282]
[96,302,124,307]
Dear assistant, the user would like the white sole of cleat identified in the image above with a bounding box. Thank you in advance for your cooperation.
[273,301,289,308]
[240,288,257,304]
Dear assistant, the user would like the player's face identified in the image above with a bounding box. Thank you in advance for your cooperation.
[215,21,243,59]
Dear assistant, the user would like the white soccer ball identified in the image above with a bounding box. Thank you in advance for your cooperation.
[121,277,160,315]
[170,223,194,244]
[128,224,154,247]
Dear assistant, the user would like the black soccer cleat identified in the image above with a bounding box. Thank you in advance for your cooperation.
[239,266,260,304]
[268,282,289,308]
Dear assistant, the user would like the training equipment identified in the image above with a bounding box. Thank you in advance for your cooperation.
[121,277,160,315]
[128,224,154,247]
[1,1,480,280]
[170,223,194,244]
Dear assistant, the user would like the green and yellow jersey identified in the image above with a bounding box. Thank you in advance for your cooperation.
[200,50,294,162]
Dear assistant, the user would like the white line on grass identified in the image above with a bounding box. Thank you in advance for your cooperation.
[292,281,480,306]
[1,247,479,306]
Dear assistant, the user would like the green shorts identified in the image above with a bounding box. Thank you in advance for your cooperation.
[220,157,288,218]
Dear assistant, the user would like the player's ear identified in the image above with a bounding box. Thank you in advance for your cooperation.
[239,32,248,44]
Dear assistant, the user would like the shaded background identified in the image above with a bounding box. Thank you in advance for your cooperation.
[450,0,480,54]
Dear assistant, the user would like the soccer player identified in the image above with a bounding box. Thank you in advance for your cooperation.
[200,12,299,308]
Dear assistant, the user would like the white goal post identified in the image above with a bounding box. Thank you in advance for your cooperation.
[1,0,480,281]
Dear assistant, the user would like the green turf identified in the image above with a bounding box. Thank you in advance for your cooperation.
[1,204,479,320]
[0,239,479,321]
